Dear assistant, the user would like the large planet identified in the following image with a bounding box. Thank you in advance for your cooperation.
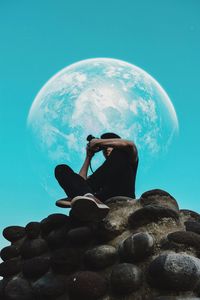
[27,58,178,198]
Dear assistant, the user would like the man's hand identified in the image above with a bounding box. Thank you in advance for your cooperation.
[86,144,95,159]
[88,139,102,153]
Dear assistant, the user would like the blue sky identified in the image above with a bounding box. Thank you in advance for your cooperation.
[0,0,200,249]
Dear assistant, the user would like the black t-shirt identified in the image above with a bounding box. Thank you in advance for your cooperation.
[87,147,138,201]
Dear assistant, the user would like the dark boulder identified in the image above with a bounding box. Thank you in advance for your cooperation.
[0,245,19,261]
[5,278,34,300]
[20,238,48,258]
[84,245,118,269]
[22,256,50,279]
[3,226,26,242]
[0,258,22,277]
[25,222,41,239]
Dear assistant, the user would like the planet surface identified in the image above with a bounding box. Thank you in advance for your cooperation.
[27,58,178,198]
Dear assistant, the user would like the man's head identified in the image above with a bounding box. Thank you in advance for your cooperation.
[100,132,121,159]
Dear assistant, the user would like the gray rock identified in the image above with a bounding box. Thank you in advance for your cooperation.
[180,210,200,222]
[67,226,93,245]
[22,256,50,279]
[129,205,179,228]
[41,213,70,236]
[0,258,21,277]
[20,238,48,258]
[84,245,118,269]
[119,232,154,262]
[46,226,67,248]
[3,226,26,242]
[155,297,200,300]
[110,263,142,294]
[50,248,81,274]
[0,245,19,261]
[148,253,200,291]
[5,278,34,300]
[32,273,66,298]
[185,221,200,235]
[25,222,41,239]
[105,196,136,205]
[167,231,200,249]
[68,271,107,300]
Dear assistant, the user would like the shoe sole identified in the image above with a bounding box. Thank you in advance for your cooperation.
[55,199,71,208]
[71,197,109,222]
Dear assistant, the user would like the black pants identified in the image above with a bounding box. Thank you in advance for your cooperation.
[55,150,137,202]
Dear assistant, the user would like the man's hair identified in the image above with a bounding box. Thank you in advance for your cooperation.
[100,132,121,139]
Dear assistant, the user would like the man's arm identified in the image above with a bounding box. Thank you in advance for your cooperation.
[79,146,94,179]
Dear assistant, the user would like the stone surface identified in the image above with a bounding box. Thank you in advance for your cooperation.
[46,226,67,248]
[67,226,93,245]
[110,263,142,294]
[68,271,107,300]
[50,248,81,274]
[0,245,19,261]
[129,204,179,228]
[167,231,200,249]
[41,213,70,236]
[20,238,48,258]
[3,226,26,242]
[22,256,50,279]
[84,245,118,269]
[119,232,154,262]
[180,210,200,222]
[185,220,200,235]
[5,278,34,300]
[25,222,41,239]
[148,253,200,291]
[0,258,22,277]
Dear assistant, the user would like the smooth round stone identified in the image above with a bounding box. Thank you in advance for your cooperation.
[185,221,200,235]
[167,231,200,249]
[0,258,21,277]
[140,189,179,211]
[22,256,50,279]
[0,245,19,261]
[105,196,136,205]
[68,271,107,300]
[180,210,200,222]
[25,222,41,239]
[0,279,7,298]
[5,278,34,300]
[41,214,70,236]
[46,226,67,248]
[129,205,179,228]
[110,263,142,295]
[20,238,48,258]
[84,245,118,269]
[148,253,200,291]
[97,218,122,242]
[119,232,154,262]
[3,226,26,242]
[67,226,93,245]
[155,297,200,300]
[32,273,66,298]
[50,248,80,274]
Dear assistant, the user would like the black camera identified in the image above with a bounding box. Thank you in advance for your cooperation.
[86,135,102,153]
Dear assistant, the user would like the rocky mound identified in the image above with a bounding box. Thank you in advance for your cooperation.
[1,189,200,300]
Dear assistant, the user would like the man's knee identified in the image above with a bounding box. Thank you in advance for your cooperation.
[54,164,72,179]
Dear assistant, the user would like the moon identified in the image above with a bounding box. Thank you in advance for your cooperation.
[27,58,179,198]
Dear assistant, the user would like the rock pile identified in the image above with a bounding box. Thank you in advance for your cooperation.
[1,189,200,299]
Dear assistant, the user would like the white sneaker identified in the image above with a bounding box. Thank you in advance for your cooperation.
[71,194,109,222]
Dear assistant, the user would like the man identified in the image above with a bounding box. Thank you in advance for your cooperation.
[54,132,138,222]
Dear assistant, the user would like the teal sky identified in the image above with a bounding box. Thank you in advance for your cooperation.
[0,0,200,249]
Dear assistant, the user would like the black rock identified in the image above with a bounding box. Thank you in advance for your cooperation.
[110,263,142,295]
[129,205,179,228]
[20,238,48,258]
[84,245,118,270]
[22,256,50,279]
[3,226,26,242]
[67,226,93,245]
[32,272,66,298]
[185,220,200,235]
[105,196,135,205]
[97,218,122,242]
[155,297,200,300]
[0,245,20,261]
[0,258,21,277]
[25,222,41,239]
[41,213,70,236]
[0,279,8,298]
[119,232,154,262]
[148,253,200,291]
[50,248,81,274]
[167,231,200,249]
[46,226,67,248]
[140,189,179,211]
[68,271,107,300]
[5,278,34,300]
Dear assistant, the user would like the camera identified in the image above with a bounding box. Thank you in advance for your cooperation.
[86,135,102,153]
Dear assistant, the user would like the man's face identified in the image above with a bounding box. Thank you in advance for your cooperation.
[103,147,113,159]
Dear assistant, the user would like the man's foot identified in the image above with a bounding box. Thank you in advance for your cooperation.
[55,197,72,208]
[71,194,110,222]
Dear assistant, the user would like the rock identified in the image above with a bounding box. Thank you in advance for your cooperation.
[154,297,200,300]
[25,222,41,239]
[5,278,34,300]
[22,256,50,279]
[3,226,26,242]
[110,263,142,295]
[148,253,200,291]
[185,220,200,235]
[20,238,48,258]
[105,196,136,205]
[50,248,81,274]
[41,214,70,236]
[32,272,66,298]
[46,226,67,248]
[129,205,179,228]
[180,210,200,222]
[119,232,154,262]
[68,271,107,300]
[167,231,200,249]
[140,189,179,211]
[67,226,93,245]
[0,258,21,277]
[84,245,118,269]
[0,279,7,299]
[0,245,20,261]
